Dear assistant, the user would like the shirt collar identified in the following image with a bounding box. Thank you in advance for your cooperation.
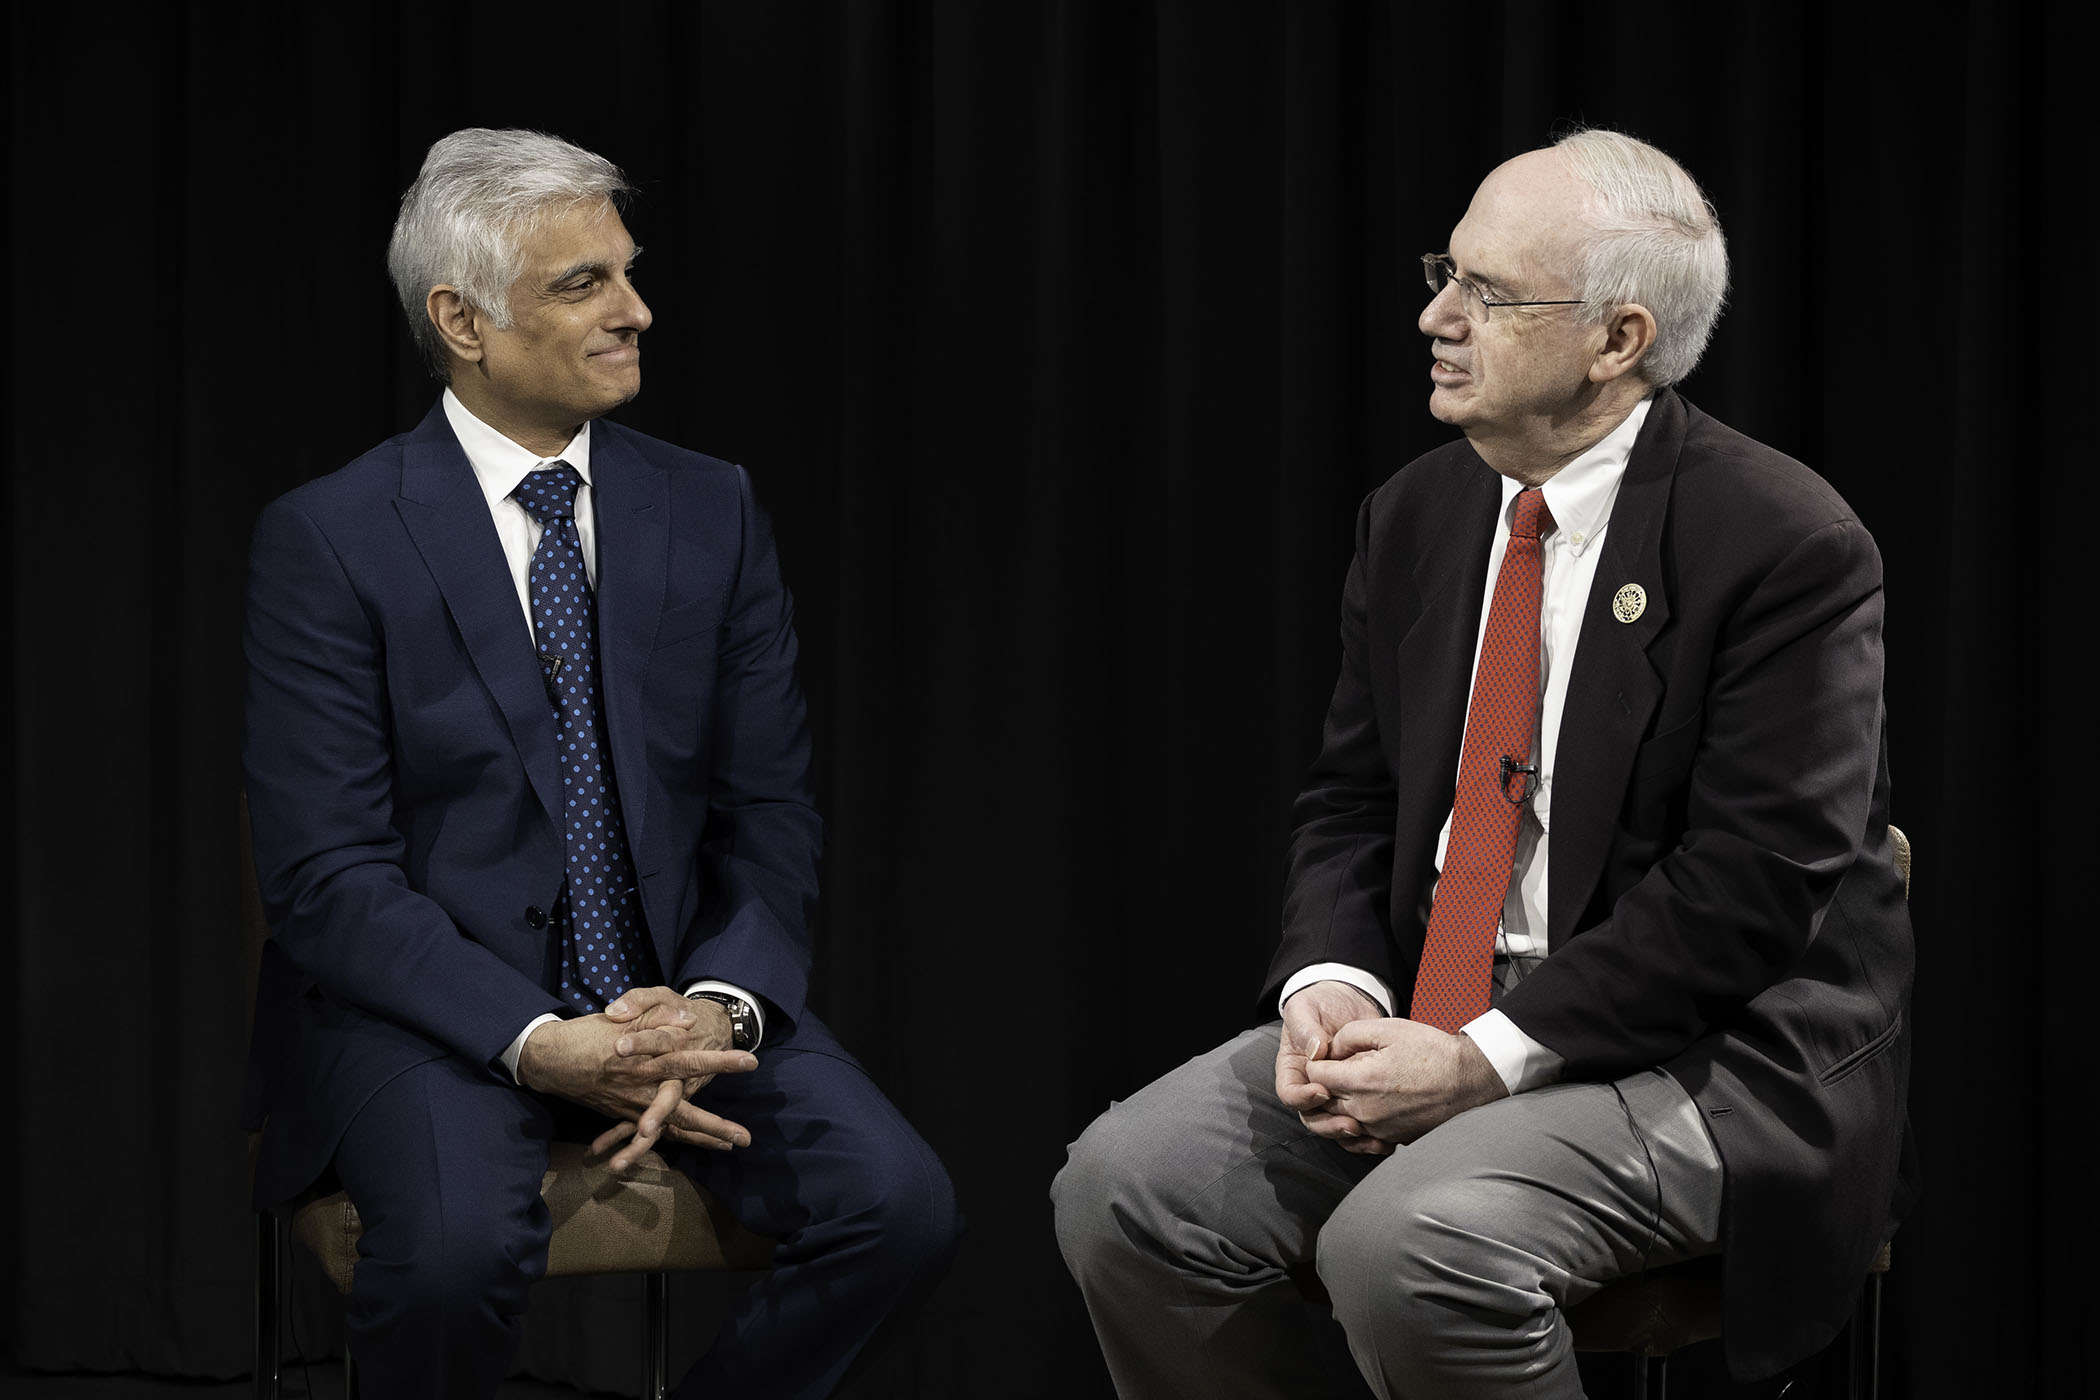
[441,388,594,514]
[1501,395,1652,558]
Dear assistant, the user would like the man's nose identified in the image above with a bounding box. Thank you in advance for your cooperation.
[612,276,652,334]
[1418,279,1466,338]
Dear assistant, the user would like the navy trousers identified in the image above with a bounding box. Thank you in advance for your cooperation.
[331,1017,961,1399]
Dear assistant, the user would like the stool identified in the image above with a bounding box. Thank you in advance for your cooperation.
[1566,1242,1891,1399]
[254,1140,773,1399]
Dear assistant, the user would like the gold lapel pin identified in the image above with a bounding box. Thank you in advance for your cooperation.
[1611,583,1647,624]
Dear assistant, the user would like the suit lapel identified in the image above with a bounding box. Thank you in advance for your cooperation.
[392,404,563,828]
[587,424,669,861]
[1395,461,1500,801]
[1547,390,1685,947]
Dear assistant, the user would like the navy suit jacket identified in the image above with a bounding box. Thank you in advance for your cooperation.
[244,401,823,1209]
[1266,390,1916,1380]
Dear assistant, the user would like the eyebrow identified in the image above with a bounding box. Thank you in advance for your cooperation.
[1462,263,1516,297]
[547,245,643,289]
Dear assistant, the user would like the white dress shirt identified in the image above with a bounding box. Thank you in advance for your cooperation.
[1280,397,1651,1094]
[438,392,767,1076]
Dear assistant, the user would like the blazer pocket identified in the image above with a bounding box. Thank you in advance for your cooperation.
[654,593,727,650]
[1818,1011,1903,1087]
[1636,705,1704,768]
[1621,706,1704,832]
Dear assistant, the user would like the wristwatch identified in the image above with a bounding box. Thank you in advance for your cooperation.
[685,990,760,1051]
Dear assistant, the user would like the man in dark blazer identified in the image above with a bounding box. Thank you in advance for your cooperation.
[244,128,959,1400]
[1054,129,1913,1398]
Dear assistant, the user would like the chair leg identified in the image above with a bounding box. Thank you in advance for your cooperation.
[1853,1271,1883,1400]
[254,1211,281,1400]
[342,1338,356,1399]
[646,1271,670,1400]
[1627,1354,1667,1400]
[1837,1270,1884,1400]
[1846,1285,1861,1400]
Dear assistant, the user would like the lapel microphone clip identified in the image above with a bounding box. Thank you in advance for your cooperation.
[1499,753,1539,805]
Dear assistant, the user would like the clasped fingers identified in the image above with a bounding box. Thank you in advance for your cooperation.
[1297,1103,1365,1141]
[636,1046,758,1083]
[594,1090,752,1170]
[1298,1104,1398,1156]
[611,1023,697,1058]
[598,1079,688,1172]
[659,1097,751,1152]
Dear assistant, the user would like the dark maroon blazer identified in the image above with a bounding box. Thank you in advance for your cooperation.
[1266,389,1916,1381]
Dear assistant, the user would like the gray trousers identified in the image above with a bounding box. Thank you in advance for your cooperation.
[1051,1023,1724,1400]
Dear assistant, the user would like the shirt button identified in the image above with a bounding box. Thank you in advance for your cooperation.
[525,905,548,928]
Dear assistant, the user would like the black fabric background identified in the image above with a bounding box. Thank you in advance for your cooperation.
[3,2,2083,1395]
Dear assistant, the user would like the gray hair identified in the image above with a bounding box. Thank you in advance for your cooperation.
[1551,129,1729,387]
[386,128,634,379]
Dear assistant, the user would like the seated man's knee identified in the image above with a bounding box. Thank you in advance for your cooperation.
[899,1148,965,1272]
[349,1166,548,1313]
[1051,1107,1120,1235]
[356,1206,542,1321]
[1317,1168,1526,1336]
[847,1127,965,1284]
[1051,1099,1178,1268]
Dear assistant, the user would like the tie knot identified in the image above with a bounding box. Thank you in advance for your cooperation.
[512,464,581,526]
[1510,487,1554,542]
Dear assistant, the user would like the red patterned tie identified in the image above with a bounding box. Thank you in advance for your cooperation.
[1410,487,1555,1031]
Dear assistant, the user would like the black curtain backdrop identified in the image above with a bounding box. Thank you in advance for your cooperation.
[4,2,2084,1396]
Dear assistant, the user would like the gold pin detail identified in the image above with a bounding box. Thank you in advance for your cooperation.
[1611,584,1647,624]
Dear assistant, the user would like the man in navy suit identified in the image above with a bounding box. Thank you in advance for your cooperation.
[1054,130,1913,1397]
[244,128,959,1399]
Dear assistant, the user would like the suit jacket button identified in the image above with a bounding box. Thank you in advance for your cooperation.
[525,905,548,928]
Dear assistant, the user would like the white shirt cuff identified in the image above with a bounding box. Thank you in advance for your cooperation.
[501,1013,563,1083]
[1461,1007,1565,1095]
[1278,963,1395,1018]
[684,979,767,1049]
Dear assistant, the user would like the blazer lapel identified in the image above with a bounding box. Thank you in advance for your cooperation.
[392,404,563,828]
[1395,462,1500,798]
[1547,390,1685,947]
[587,426,669,862]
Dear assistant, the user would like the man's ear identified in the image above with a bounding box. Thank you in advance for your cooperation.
[426,286,486,366]
[1589,302,1657,385]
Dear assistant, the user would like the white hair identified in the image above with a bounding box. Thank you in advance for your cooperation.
[1552,129,1729,387]
[386,128,633,379]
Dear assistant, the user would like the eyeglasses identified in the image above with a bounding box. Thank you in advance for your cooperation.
[1422,254,1584,323]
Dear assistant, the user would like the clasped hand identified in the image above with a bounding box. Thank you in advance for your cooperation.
[1273,981,1507,1155]
[516,985,757,1172]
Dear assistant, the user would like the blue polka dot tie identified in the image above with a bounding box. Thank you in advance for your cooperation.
[511,465,658,1012]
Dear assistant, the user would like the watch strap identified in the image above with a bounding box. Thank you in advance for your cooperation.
[685,989,758,1051]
